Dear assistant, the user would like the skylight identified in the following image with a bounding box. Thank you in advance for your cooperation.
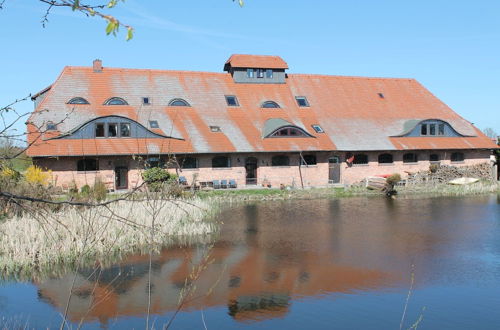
[149,120,159,128]
[225,95,239,106]
[296,96,309,107]
[311,124,324,133]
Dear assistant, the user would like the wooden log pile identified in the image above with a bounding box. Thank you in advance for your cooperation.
[406,162,493,185]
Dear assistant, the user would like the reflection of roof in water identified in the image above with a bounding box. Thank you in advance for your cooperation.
[228,293,291,323]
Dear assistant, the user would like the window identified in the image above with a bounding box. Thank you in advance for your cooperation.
[149,120,159,128]
[261,101,280,108]
[104,97,128,105]
[212,156,231,168]
[451,152,465,162]
[296,96,309,107]
[179,157,198,169]
[95,123,105,137]
[421,124,427,136]
[168,98,190,106]
[108,123,118,137]
[438,124,445,135]
[403,153,418,163]
[311,124,324,133]
[353,154,368,165]
[225,95,239,106]
[270,127,308,137]
[247,68,254,78]
[430,154,440,162]
[266,69,273,78]
[256,69,264,78]
[429,124,436,135]
[272,155,290,166]
[301,155,317,165]
[77,159,98,172]
[210,126,221,132]
[378,153,393,164]
[378,93,385,99]
[146,157,163,168]
[68,97,89,105]
[142,97,150,105]
[120,123,131,137]
[46,122,57,130]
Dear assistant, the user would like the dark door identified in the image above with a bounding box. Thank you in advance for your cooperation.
[245,157,258,185]
[115,166,128,190]
[328,156,341,184]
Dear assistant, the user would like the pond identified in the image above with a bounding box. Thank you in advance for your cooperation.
[1,195,500,329]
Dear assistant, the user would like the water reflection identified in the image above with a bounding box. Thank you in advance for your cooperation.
[31,195,500,328]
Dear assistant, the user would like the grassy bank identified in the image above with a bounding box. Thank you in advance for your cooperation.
[0,198,219,278]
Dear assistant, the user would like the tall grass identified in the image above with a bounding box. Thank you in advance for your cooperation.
[0,198,218,277]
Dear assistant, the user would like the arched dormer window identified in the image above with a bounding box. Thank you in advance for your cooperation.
[261,101,280,108]
[378,153,393,164]
[168,98,190,107]
[68,97,89,105]
[104,97,128,105]
[269,126,309,137]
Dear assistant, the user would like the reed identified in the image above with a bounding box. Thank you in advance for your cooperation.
[0,198,218,277]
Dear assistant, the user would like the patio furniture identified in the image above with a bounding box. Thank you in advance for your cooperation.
[229,179,237,188]
[213,180,221,189]
[220,179,228,189]
[179,176,188,185]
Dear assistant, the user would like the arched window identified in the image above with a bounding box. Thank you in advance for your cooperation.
[67,97,89,105]
[429,154,440,162]
[378,153,393,164]
[261,101,280,108]
[301,155,317,165]
[451,152,465,162]
[212,156,230,168]
[353,154,368,165]
[168,98,190,106]
[403,153,418,163]
[104,97,128,105]
[179,157,198,169]
[272,155,290,166]
[270,126,309,137]
[77,159,98,171]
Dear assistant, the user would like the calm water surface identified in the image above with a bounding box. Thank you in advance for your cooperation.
[1,195,500,329]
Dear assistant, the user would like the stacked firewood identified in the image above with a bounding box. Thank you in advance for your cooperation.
[406,162,492,184]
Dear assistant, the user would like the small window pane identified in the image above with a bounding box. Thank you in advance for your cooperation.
[429,124,436,135]
[301,155,317,165]
[247,68,254,78]
[149,120,159,128]
[210,126,221,132]
[47,122,57,130]
[169,99,189,106]
[266,69,273,78]
[77,159,98,171]
[296,97,309,107]
[225,95,238,106]
[421,124,427,135]
[68,97,89,105]
[378,153,393,164]
[105,97,127,105]
[451,152,464,162]
[143,97,150,105]
[108,123,118,137]
[271,155,290,166]
[212,156,230,168]
[262,101,280,108]
[430,154,440,162]
[95,123,105,137]
[312,124,324,133]
[120,123,131,137]
[403,153,418,163]
[353,154,368,165]
[180,157,198,169]
[256,69,264,78]
[438,124,445,135]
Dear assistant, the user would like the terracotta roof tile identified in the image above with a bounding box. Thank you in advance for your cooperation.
[224,54,288,70]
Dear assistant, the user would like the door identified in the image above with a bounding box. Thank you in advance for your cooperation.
[328,156,341,184]
[115,166,128,190]
[245,157,258,185]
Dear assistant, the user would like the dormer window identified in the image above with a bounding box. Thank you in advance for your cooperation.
[46,122,57,130]
[256,69,265,78]
[210,126,221,132]
[225,95,239,106]
[261,101,280,108]
[68,97,90,105]
[266,69,273,78]
[142,97,150,105]
[311,124,324,133]
[168,98,190,106]
[149,120,159,128]
[296,96,309,107]
[247,69,254,78]
[270,127,308,137]
[104,97,128,105]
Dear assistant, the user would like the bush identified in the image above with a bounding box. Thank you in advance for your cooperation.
[92,179,107,202]
[0,166,21,182]
[142,167,172,192]
[80,184,91,196]
[386,173,402,186]
[24,165,51,186]
[429,163,439,173]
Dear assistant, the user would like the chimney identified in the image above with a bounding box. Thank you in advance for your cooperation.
[93,59,102,73]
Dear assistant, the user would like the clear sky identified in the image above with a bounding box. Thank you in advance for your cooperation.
[1,0,499,140]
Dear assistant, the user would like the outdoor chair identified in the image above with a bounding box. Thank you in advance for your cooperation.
[213,180,221,189]
[220,179,228,189]
[229,179,237,188]
[179,176,188,185]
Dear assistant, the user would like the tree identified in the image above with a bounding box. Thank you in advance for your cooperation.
[482,127,498,139]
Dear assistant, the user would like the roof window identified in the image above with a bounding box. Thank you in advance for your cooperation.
[168,98,190,106]
[46,122,57,131]
[142,97,150,105]
[270,127,308,137]
[261,101,280,108]
[295,96,309,107]
[149,120,159,128]
[378,93,385,99]
[104,97,128,105]
[225,95,239,106]
[311,124,324,133]
[210,126,221,132]
[68,97,90,105]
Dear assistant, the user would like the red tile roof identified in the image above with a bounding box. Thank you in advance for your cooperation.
[26,56,498,157]
[224,54,289,70]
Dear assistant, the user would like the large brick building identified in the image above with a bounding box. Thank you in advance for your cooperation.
[27,55,497,190]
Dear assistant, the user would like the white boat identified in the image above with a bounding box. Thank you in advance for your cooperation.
[448,177,479,185]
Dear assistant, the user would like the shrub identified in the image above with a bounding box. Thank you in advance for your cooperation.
[386,173,402,186]
[429,163,439,173]
[80,184,91,195]
[24,165,51,186]
[142,167,171,192]
[92,179,107,202]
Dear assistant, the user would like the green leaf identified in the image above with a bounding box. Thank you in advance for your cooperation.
[71,0,80,11]
[126,28,133,41]
[105,21,115,35]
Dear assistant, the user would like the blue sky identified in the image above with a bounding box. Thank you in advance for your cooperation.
[1,0,499,140]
